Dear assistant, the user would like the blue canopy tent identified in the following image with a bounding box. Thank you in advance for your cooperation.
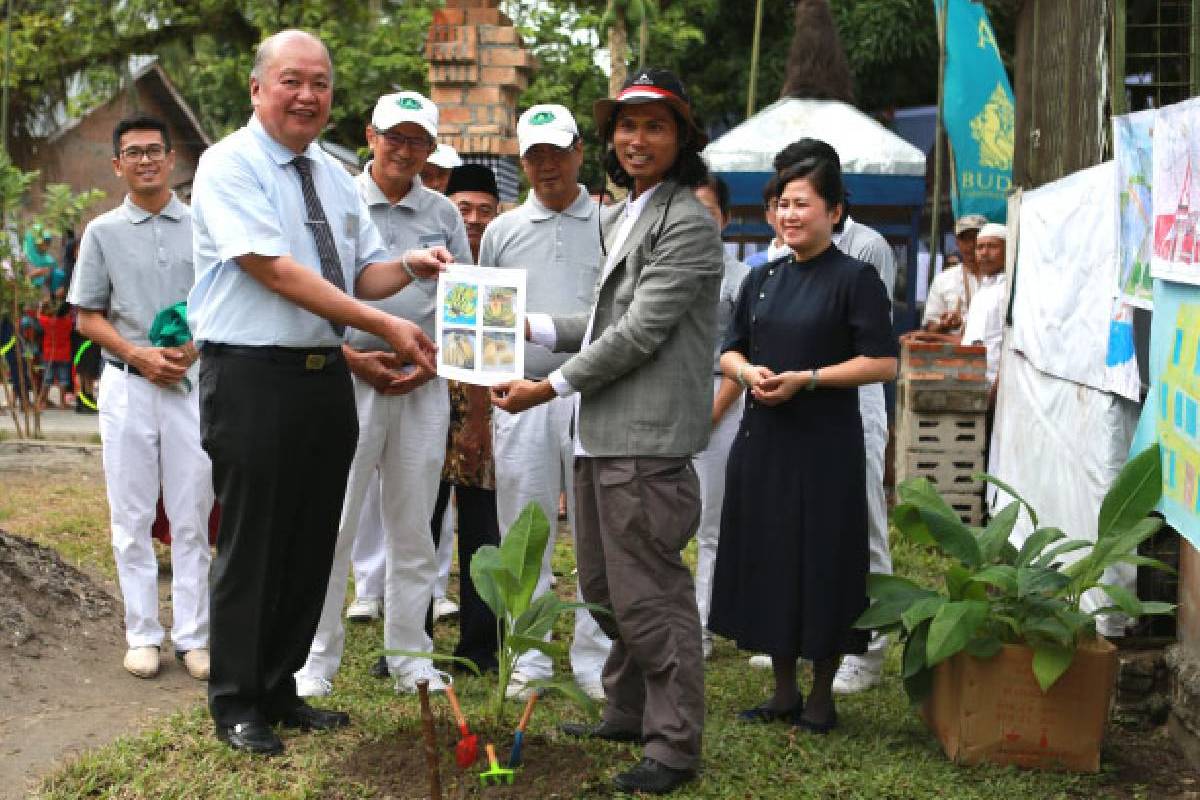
[703,97,927,332]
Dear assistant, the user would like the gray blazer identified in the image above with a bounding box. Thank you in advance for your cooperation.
[552,180,724,457]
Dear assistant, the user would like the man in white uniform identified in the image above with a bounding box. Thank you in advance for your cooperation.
[477,104,612,701]
[923,214,988,334]
[294,90,472,698]
[69,114,213,682]
[960,223,1008,390]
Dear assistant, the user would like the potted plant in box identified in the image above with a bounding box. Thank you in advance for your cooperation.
[856,443,1174,770]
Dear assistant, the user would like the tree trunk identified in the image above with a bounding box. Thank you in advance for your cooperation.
[608,8,628,97]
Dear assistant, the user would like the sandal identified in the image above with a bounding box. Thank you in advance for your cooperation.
[737,699,803,724]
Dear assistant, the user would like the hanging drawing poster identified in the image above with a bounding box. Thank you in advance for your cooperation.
[436,264,526,386]
[1114,108,1156,308]
[1151,97,1200,285]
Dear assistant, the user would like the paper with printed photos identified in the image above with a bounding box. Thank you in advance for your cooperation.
[436,264,525,386]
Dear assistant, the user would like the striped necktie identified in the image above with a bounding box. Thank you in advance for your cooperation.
[292,155,347,336]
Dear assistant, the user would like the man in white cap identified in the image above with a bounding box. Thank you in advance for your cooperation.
[294,89,472,699]
[960,222,1008,390]
[477,103,612,702]
[923,213,989,334]
[420,143,463,194]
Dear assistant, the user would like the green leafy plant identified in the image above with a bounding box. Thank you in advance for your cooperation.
[392,501,605,728]
[857,443,1174,700]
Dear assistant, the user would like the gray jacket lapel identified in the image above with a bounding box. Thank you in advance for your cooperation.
[599,183,675,286]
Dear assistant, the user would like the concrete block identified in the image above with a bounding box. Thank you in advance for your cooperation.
[897,449,985,493]
[897,411,987,453]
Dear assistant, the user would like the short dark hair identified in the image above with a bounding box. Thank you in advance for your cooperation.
[760,174,779,208]
[773,138,849,230]
[601,106,709,191]
[702,174,731,219]
[774,155,846,215]
[112,115,172,157]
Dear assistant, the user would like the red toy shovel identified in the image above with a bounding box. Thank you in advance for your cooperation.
[444,684,478,768]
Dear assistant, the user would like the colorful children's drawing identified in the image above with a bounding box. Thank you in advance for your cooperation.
[481,331,516,371]
[442,329,476,370]
[483,286,517,327]
[443,282,478,325]
[1114,109,1155,308]
[1151,97,1200,285]
[435,264,526,385]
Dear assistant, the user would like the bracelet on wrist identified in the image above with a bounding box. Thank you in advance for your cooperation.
[401,251,419,280]
[806,368,820,391]
[736,364,750,388]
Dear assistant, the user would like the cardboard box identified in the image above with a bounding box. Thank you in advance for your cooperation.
[921,637,1118,772]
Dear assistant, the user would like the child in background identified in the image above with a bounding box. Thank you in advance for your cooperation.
[17,303,43,405]
[37,300,75,408]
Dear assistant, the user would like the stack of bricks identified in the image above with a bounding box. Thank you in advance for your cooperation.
[426,0,536,159]
[895,340,991,524]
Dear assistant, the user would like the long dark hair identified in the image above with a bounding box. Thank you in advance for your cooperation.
[601,105,709,191]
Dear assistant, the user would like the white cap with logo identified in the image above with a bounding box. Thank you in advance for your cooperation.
[517,104,578,157]
[427,143,463,170]
[372,91,438,138]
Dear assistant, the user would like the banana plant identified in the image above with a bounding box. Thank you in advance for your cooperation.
[857,443,1174,700]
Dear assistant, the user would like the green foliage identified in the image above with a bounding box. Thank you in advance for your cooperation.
[858,444,1173,698]
[395,502,605,728]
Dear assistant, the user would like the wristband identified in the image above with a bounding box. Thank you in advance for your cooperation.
[736,364,750,388]
[401,251,419,281]
[806,368,820,391]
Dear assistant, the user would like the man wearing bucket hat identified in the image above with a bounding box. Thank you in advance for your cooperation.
[477,103,612,704]
[492,68,722,795]
[923,213,989,334]
[294,88,472,700]
[420,143,463,195]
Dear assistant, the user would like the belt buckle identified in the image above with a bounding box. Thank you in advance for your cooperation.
[305,353,326,371]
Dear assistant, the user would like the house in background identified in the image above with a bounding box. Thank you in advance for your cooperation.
[21,59,210,228]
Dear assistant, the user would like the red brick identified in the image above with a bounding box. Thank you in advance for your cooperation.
[430,63,479,85]
[481,47,533,68]
[956,371,987,382]
[907,371,948,382]
[479,25,519,45]
[439,105,473,125]
[932,357,973,368]
[467,123,503,136]
[465,8,504,25]
[429,86,464,106]
[432,9,465,25]
[480,66,526,87]
[466,85,509,105]
[427,26,477,63]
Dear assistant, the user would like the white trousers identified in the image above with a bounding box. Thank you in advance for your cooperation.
[299,376,449,680]
[858,382,893,665]
[98,366,212,651]
[350,476,386,601]
[692,377,744,631]
[493,395,611,680]
[434,497,455,599]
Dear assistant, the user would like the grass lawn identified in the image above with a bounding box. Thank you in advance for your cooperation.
[8,470,1154,799]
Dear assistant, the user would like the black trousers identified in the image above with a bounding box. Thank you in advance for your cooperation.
[428,480,500,672]
[199,346,357,727]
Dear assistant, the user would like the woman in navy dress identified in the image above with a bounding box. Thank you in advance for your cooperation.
[708,155,898,733]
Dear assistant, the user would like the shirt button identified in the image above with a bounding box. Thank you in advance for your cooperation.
[759,292,765,299]
[768,269,775,276]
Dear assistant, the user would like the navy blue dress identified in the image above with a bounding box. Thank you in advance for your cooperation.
[707,245,898,660]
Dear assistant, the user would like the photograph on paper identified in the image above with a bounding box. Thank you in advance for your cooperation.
[436,264,526,385]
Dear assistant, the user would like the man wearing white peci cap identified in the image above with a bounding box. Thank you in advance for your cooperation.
[294,89,472,700]
[960,222,1008,390]
[477,103,612,702]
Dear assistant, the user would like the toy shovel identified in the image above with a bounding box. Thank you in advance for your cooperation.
[507,691,539,768]
[480,743,514,786]
[444,684,478,768]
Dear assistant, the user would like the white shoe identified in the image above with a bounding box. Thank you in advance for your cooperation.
[395,663,451,694]
[505,669,537,700]
[432,597,459,621]
[177,648,210,680]
[832,657,882,694]
[296,673,333,698]
[702,632,713,660]
[577,675,605,702]
[123,646,160,678]
[748,654,772,670]
[345,597,382,622]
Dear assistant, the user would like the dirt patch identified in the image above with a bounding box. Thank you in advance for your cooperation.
[1090,720,1200,799]
[332,720,615,799]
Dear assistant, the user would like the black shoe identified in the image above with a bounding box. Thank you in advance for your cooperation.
[560,720,643,743]
[215,721,284,756]
[737,699,802,724]
[792,707,838,734]
[369,655,390,678]
[612,757,696,794]
[275,702,350,731]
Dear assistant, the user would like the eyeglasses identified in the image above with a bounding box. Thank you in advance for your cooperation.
[374,129,433,151]
[119,145,169,162]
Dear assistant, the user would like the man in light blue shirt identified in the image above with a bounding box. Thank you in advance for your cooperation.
[189,29,450,757]
[294,89,472,699]
[477,104,612,702]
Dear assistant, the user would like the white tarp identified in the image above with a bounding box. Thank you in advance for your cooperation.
[1009,160,1141,401]
[988,346,1139,634]
[702,97,926,176]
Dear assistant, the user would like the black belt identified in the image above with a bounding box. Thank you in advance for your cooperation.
[105,358,143,378]
[202,343,343,371]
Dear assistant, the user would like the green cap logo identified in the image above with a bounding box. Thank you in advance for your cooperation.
[530,111,556,125]
[397,96,422,110]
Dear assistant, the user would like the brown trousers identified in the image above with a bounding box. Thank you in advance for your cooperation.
[573,455,705,770]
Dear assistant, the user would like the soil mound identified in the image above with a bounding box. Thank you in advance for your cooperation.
[0,529,118,657]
